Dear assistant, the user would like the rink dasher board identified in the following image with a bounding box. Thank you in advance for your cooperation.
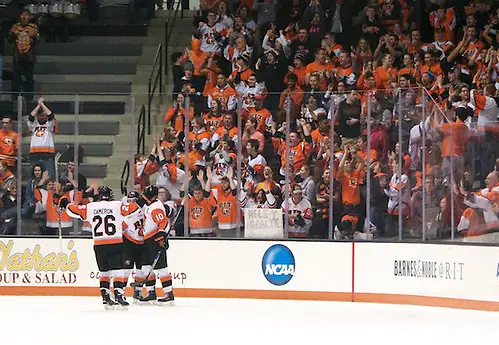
[0,238,498,311]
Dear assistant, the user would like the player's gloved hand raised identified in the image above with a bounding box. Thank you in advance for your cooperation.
[153,232,169,250]
[58,197,70,209]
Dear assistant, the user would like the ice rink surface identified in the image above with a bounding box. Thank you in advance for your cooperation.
[1,296,498,344]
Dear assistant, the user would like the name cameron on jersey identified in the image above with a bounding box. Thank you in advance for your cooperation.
[93,208,114,215]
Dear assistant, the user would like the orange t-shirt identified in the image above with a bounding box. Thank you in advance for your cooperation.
[188,195,216,231]
[247,107,272,133]
[306,61,334,90]
[284,66,306,89]
[338,169,364,206]
[164,106,194,134]
[440,120,469,157]
[374,66,397,89]
[204,113,223,132]
[0,130,18,167]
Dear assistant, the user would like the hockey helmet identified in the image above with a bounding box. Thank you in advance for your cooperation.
[142,185,159,202]
[127,191,140,201]
[98,186,114,201]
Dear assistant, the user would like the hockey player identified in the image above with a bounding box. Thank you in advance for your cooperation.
[60,186,138,309]
[121,191,147,302]
[139,185,175,305]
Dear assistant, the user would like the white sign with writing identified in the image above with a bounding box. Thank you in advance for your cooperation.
[244,208,283,239]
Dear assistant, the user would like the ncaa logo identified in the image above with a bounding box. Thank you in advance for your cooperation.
[261,244,295,286]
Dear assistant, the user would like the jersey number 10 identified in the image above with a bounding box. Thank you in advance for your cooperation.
[93,215,117,237]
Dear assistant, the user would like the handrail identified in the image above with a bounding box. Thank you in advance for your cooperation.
[147,44,163,135]
[164,0,183,77]
[120,159,130,196]
[137,104,146,155]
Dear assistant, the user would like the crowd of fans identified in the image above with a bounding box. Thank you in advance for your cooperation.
[132,0,499,240]
[3,0,499,241]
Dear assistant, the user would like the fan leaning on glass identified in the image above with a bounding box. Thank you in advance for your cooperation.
[25,1,81,19]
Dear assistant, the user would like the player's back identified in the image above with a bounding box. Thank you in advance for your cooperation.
[86,200,125,246]
[122,201,145,244]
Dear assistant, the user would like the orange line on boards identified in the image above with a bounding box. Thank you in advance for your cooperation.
[0,287,498,311]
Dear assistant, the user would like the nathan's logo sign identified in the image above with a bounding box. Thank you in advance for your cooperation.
[0,240,79,285]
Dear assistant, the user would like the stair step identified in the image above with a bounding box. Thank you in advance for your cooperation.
[4,61,137,75]
[21,162,107,179]
[1,100,126,116]
[54,114,125,121]
[37,43,143,56]
[35,74,134,82]
[21,142,113,157]
[19,120,120,136]
[1,81,131,94]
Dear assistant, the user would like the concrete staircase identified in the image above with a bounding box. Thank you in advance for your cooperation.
[13,8,195,193]
[101,10,196,191]
[12,23,146,182]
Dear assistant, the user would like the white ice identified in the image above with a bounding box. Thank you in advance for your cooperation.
[0,296,498,344]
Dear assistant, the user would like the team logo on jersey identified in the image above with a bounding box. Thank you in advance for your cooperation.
[2,137,13,145]
[34,126,47,137]
[219,201,232,215]
[213,162,227,176]
[191,206,203,220]
[261,244,295,286]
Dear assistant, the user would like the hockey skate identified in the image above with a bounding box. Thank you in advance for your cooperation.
[157,292,175,306]
[101,289,116,311]
[138,290,157,305]
[132,289,143,304]
[114,290,129,311]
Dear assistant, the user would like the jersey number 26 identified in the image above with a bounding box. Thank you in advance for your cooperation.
[93,215,116,237]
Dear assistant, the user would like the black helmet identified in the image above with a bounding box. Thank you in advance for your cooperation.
[98,186,114,201]
[143,185,158,202]
[127,191,140,201]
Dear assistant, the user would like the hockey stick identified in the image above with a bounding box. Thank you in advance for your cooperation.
[130,203,184,288]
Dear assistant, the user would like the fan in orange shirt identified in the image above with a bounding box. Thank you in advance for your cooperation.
[203,99,223,132]
[429,6,456,42]
[208,73,237,111]
[420,51,443,77]
[164,93,194,135]
[305,48,333,91]
[337,144,365,207]
[374,53,397,89]
[183,38,207,76]
[284,53,307,89]
[0,117,18,169]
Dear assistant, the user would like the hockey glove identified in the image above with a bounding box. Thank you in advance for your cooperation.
[294,215,305,227]
[58,197,70,209]
[153,232,169,250]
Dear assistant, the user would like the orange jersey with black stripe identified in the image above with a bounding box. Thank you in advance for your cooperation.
[0,130,18,167]
[215,189,238,230]
[37,189,81,229]
[247,107,272,133]
[204,113,223,132]
[164,106,194,134]
[279,140,313,173]
[188,194,217,234]
[209,85,237,110]
[66,200,137,245]
[0,169,13,186]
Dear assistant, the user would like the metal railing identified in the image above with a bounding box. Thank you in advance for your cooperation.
[147,44,163,135]
[164,0,183,76]
[120,159,130,197]
[137,104,146,155]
